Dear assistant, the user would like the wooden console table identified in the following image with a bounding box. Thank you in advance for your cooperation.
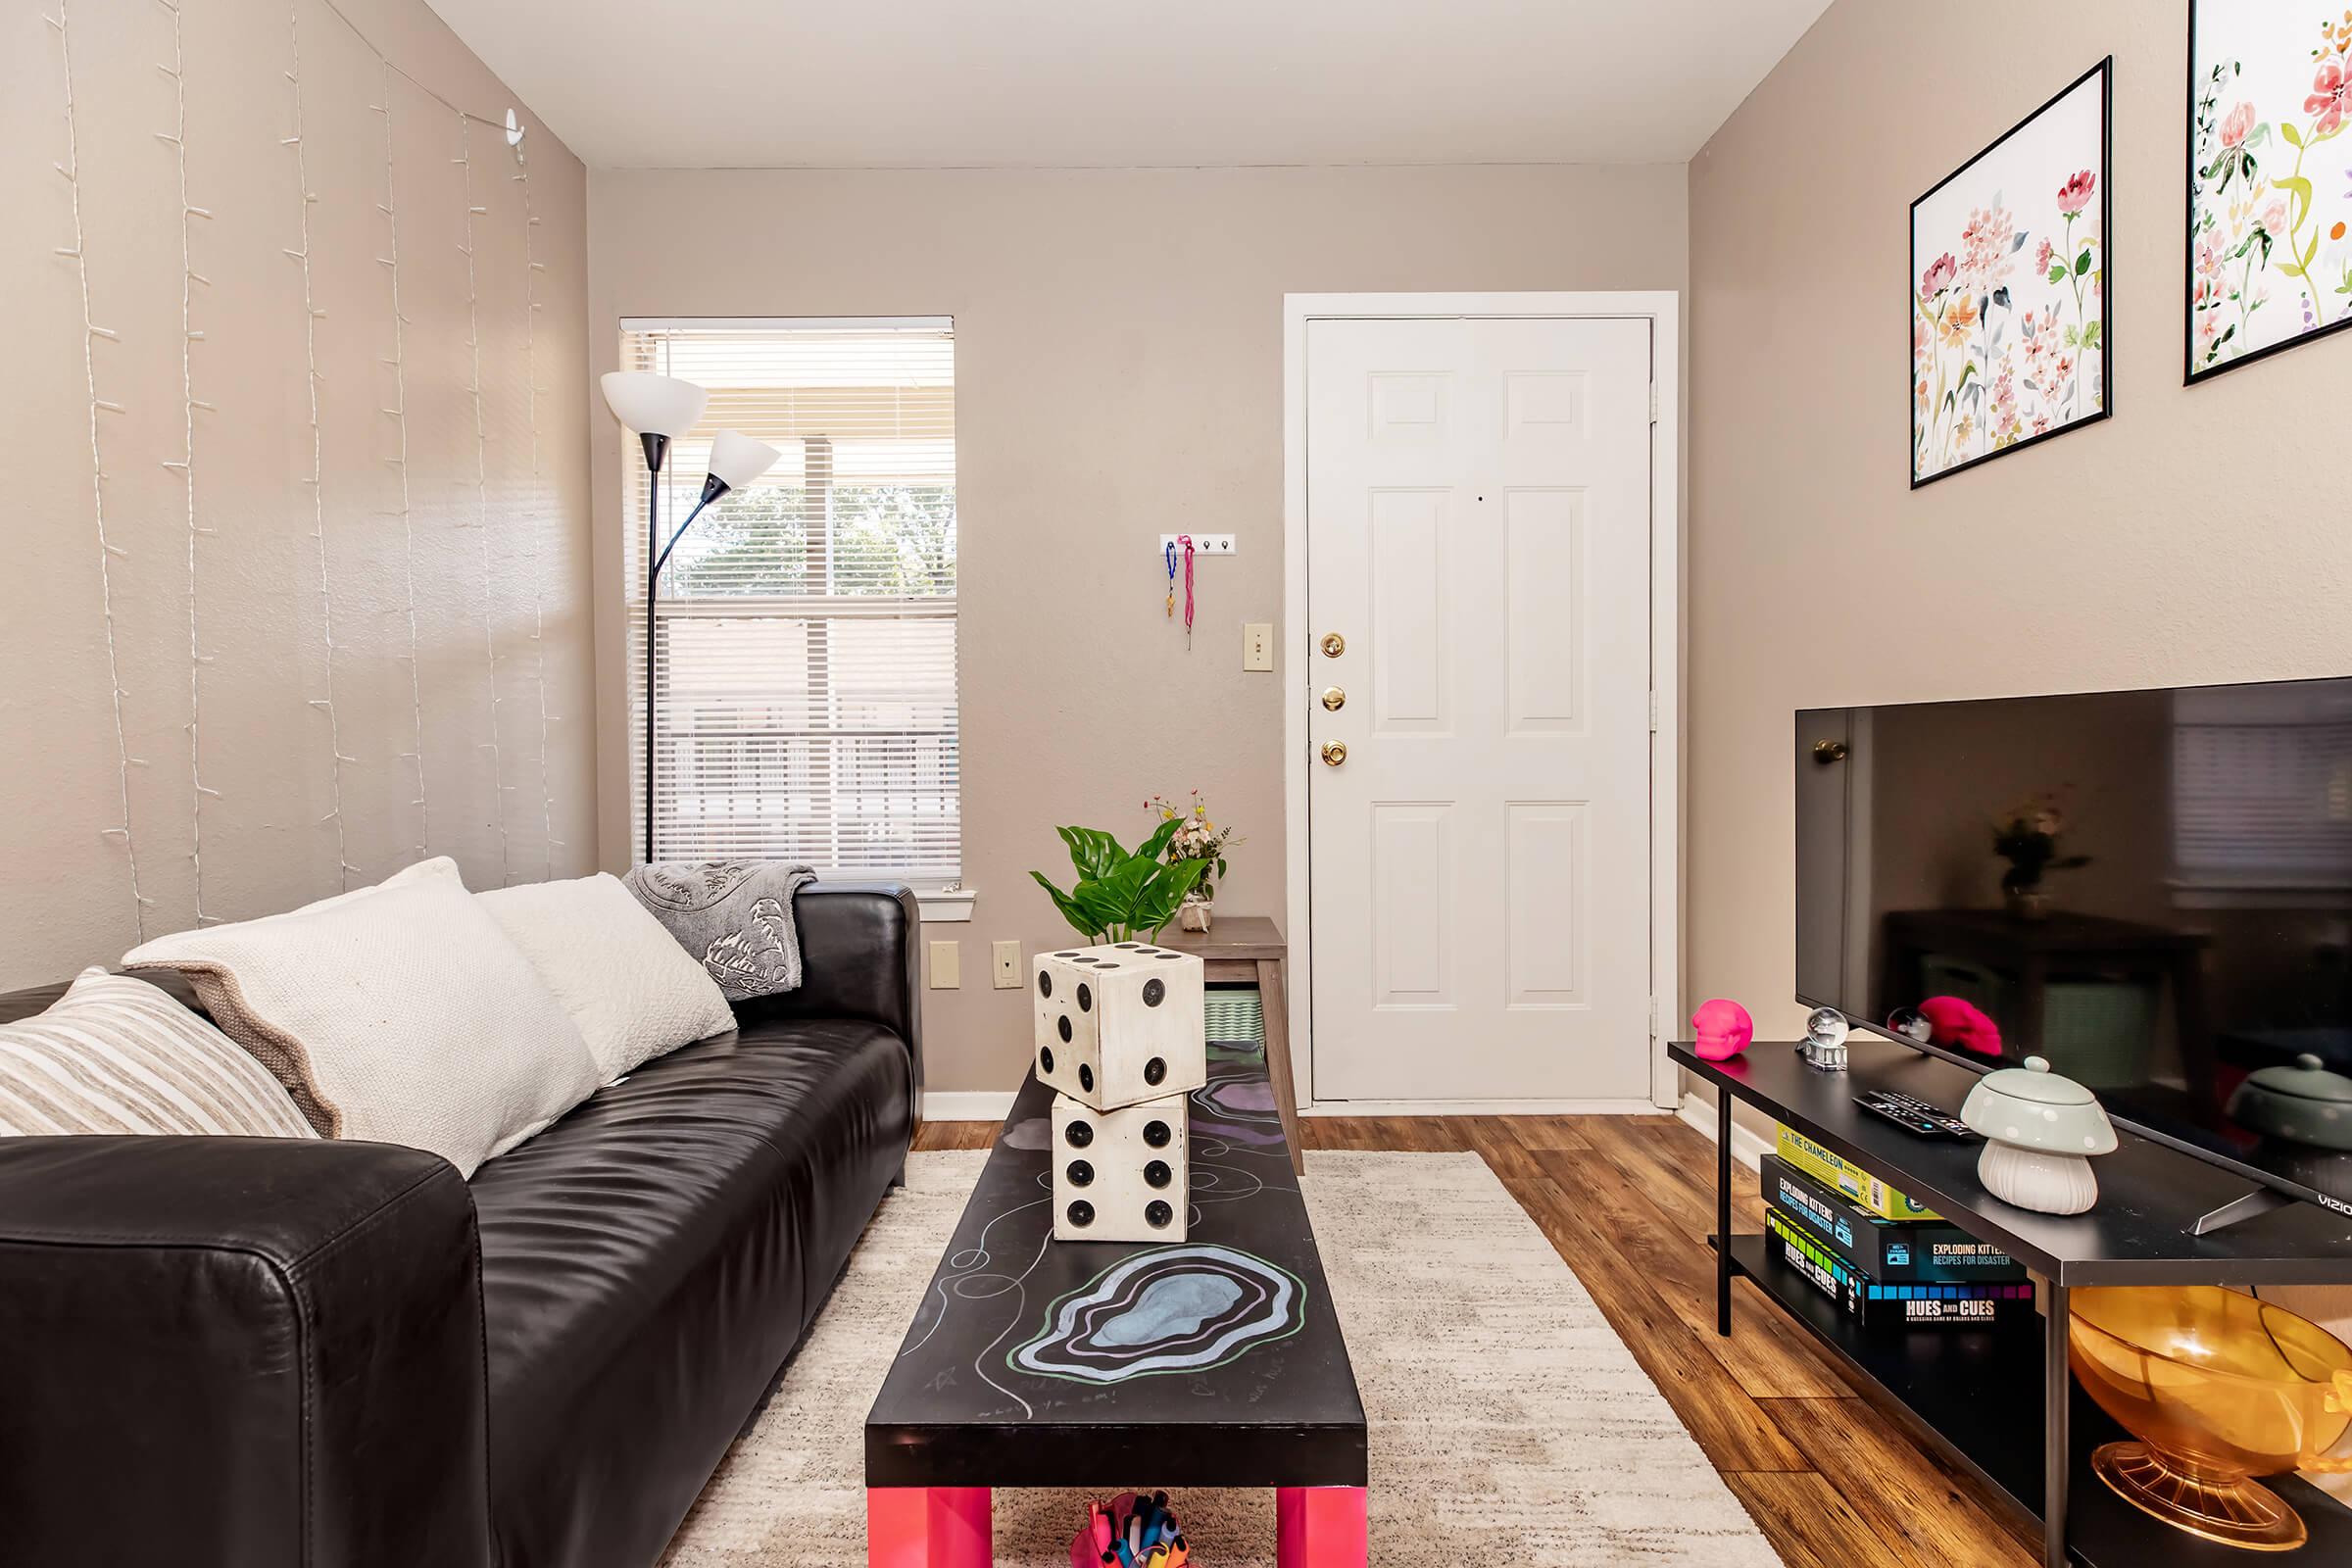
[1672,1036,2352,1568]
[1153,916,1303,1175]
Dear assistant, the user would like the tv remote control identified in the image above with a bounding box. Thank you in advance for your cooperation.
[1854,1089,1981,1142]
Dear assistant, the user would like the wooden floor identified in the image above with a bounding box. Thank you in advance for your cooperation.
[915,1111,2042,1568]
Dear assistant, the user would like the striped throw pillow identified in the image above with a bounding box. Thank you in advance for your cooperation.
[0,967,317,1139]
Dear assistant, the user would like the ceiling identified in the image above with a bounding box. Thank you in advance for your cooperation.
[424,0,1832,171]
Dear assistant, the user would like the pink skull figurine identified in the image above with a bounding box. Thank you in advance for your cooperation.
[1690,999,1754,1061]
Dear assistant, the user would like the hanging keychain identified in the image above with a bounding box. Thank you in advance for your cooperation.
[1177,534,1197,649]
[1164,539,1178,620]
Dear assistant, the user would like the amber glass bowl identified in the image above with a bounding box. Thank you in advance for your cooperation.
[2069,1285,2352,1550]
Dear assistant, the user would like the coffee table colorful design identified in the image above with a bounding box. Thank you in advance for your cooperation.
[865,1061,1367,1566]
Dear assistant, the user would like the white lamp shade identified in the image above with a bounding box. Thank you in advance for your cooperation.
[708,428,784,491]
[600,370,708,437]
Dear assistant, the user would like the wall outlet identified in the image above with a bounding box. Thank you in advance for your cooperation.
[1243,622,1273,671]
[928,940,960,989]
[992,940,1023,989]
[1159,533,1237,556]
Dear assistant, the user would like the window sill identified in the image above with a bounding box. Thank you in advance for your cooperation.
[917,887,976,923]
[2170,877,2352,910]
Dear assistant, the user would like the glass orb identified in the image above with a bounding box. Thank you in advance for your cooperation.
[1804,1006,1850,1050]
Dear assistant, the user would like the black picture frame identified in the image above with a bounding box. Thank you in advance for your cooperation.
[1909,57,2114,489]
[2185,1,2352,383]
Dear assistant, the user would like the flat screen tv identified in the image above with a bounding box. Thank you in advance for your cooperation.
[1795,676,2352,1215]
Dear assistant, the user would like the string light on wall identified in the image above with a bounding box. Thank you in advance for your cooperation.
[49,0,153,938]
[458,113,512,885]
[373,65,429,860]
[287,2,357,889]
[158,0,223,922]
[513,119,557,881]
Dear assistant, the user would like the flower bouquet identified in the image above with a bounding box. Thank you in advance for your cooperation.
[1992,790,2089,919]
[1149,791,1238,933]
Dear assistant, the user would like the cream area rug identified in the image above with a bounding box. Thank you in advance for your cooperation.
[661,1151,1779,1566]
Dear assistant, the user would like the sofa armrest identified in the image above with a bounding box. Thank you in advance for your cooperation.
[0,1136,492,1568]
[728,880,924,1105]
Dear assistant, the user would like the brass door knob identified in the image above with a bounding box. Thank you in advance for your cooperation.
[1320,632,1346,658]
[1320,686,1346,711]
[1320,741,1348,767]
[1812,740,1849,765]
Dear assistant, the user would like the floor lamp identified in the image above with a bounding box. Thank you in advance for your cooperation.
[601,370,783,864]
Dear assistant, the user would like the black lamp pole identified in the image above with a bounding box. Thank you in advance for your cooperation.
[640,429,735,865]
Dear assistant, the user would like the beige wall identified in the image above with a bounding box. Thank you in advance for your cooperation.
[1690,3,2352,1328]
[2,0,595,989]
[588,164,1689,1093]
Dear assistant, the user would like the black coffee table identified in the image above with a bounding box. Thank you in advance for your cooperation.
[865,1046,1367,1566]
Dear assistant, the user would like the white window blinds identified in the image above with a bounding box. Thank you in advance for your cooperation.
[620,318,958,885]
[2173,682,2352,887]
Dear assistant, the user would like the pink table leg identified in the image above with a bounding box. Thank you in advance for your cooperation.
[867,1486,992,1568]
[1277,1486,1367,1567]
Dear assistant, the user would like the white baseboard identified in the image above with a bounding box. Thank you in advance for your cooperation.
[1677,1092,1772,1171]
[1303,1098,1667,1117]
[921,1091,1015,1122]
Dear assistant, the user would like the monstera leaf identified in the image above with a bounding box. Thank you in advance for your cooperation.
[1033,819,1209,942]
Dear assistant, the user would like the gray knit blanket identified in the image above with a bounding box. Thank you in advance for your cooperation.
[622,860,818,1001]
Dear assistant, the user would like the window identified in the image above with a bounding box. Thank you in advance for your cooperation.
[620,318,959,892]
[2172,681,2352,901]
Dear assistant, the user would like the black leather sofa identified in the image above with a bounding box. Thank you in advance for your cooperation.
[0,882,920,1568]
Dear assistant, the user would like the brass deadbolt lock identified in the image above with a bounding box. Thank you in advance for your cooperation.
[1320,632,1346,659]
[1320,741,1348,767]
[1321,687,1346,711]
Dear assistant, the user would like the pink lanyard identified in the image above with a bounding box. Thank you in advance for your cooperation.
[1178,534,1195,646]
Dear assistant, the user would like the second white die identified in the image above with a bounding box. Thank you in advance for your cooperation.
[1052,1091,1190,1242]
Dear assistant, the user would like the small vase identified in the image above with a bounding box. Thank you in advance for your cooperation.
[1178,893,1213,933]
[2005,886,2050,921]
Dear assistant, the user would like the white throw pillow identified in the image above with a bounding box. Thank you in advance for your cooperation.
[477,873,737,1082]
[122,858,601,1178]
[0,968,317,1140]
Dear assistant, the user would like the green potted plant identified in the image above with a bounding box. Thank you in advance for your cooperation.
[1031,818,1211,944]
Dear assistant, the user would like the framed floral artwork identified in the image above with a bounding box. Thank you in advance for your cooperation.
[2188,3,2352,380]
[1911,59,2112,487]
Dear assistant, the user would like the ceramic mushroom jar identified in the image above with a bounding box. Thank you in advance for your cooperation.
[1960,1055,2119,1215]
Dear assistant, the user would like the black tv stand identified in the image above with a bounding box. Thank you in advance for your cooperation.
[1672,1035,2352,1568]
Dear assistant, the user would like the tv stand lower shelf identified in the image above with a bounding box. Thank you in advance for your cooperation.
[1719,1234,2352,1567]
[1671,1038,2352,1568]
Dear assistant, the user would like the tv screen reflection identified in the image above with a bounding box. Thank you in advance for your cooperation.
[1796,677,2352,1209]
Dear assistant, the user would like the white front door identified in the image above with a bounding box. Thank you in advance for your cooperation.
[1305,316,1653,1102]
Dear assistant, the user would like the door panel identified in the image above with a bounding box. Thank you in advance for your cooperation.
[1368,491,1448,732]
[1307,316,1651,1102]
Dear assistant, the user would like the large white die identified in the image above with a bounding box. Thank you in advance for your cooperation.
[1031,942,1205,1111]
[1052,1091,1190,1242]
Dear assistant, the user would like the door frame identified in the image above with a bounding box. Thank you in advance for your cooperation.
[1281,291,1683,1114]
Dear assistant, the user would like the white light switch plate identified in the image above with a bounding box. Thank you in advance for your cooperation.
[1159,533,1236,556]
[1243,622,1273,671]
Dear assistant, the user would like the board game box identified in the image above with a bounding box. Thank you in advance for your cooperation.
[1762,1155,2025,1284]
[1764,1207,2034,1329]
[1774,1124,1939,1221]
